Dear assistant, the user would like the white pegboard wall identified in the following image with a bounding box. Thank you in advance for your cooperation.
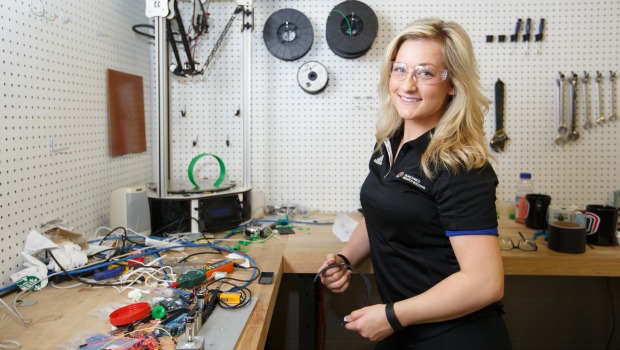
[166,1,619,212]
[242,0,620,211]
[0,0,153,287]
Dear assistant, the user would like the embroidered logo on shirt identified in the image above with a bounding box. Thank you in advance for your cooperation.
[373,155,384,165]
[396,172,427,190]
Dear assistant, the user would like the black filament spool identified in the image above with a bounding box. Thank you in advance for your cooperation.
[325,1,378,59]
[263,8,314,61]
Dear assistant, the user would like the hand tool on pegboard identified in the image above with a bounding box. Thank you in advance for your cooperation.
[534,18,545,55]
[567,72,580,142]
[554,73,567,146]
[582,72,593,130]
[490,79,509,152]
[608,71,617,121]
[595,71,606,125]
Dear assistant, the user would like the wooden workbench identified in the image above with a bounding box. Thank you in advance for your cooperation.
[0,233,286,350]
[283,213,620,277]
[2,214,619,349]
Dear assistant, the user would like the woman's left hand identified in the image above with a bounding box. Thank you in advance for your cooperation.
[343,304,395,342]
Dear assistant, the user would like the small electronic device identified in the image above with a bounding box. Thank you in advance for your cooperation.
[110,186,151,235]
[274,227,295,234]
[258,271,273,284]
[205,260,234,279]
[219,292,241,305]
[243,224,271,238]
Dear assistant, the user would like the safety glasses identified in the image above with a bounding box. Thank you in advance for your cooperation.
[499,232,537,251]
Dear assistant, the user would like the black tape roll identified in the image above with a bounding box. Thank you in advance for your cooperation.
[263,8,314,61]
[548,221,586,254]
[326,0,378,59]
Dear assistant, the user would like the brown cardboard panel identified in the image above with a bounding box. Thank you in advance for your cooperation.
[107,69,147,157]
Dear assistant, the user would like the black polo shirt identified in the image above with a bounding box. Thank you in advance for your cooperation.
[360,128,500,341]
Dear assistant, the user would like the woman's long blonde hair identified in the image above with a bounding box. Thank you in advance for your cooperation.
[376,18,491,179]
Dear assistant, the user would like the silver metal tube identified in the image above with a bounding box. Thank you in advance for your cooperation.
[156,17,169,197]
[242,5,252,188]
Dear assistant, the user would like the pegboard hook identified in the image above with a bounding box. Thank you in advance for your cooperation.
[49,136,70,153]
[30,0,45,17]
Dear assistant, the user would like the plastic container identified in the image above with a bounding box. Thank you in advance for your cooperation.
[515,172,534,224]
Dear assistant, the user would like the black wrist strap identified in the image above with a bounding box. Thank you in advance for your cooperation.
[385,303,404,332]
[336,253,352,270]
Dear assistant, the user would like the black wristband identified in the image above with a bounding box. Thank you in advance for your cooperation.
[336,253,352,270]
[385,303,404,332]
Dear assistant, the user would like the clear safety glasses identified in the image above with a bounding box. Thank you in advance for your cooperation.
[499,232,538,251]
[389,61,449,85]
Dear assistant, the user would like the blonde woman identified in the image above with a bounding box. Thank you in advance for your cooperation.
[318,18,511,349]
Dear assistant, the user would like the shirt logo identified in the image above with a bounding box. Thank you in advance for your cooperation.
[373,155,384,165]
[396,172,426,190]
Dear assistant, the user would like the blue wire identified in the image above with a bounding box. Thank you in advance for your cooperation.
[256,219,334,225]
[0,237,260,294]
[179,242,258,290]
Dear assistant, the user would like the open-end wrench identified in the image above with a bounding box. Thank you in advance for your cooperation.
[582,72,592,130]
[554,74,567,146]
[567,72,580,141]
[595,71,606,125]
[609,71,617,121]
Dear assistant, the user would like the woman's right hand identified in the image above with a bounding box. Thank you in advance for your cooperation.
[317,254,352,293]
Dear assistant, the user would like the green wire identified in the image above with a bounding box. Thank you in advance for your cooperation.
[331,9,352,37]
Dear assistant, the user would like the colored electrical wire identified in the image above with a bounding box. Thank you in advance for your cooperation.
[330,9,352,37]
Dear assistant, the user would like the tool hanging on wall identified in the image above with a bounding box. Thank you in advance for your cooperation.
[490,79,509,152]
[554,72,567,146]
[595,71,606,125]
[567,72,580,142]
[263,8,314,61]
[325,0,378,59]
[609,71,617,121]
[522,18,531,55]
[534,18,545,54]
[582,72,593,130]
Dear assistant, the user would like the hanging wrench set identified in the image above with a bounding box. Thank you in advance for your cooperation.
[553,70,617,146]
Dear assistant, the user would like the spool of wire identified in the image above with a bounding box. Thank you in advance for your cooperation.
[325,1,378,59]
[297,61,329,94]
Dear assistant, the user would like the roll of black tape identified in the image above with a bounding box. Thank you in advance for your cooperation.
[263,8,314,61]
[326,1,378,59]
[548,221,586,254]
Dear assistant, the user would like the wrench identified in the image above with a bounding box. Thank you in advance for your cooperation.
[554,74,567,146]
[557,72,568,134]
[582,72,592,130]
[609,71,617,121]
[595,71,606,125]
[567,72,580,141]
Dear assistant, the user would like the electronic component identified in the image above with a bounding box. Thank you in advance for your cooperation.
[220,292,241,305]
[155,310,188,337]
[168,260,233,289]
[205,260,234,279]
[274,227,295,235]
[243,224,274,238]
[168,270,206,289]
[258,272,273,285]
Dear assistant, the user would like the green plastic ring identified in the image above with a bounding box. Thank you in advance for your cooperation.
[187,153,226,189]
